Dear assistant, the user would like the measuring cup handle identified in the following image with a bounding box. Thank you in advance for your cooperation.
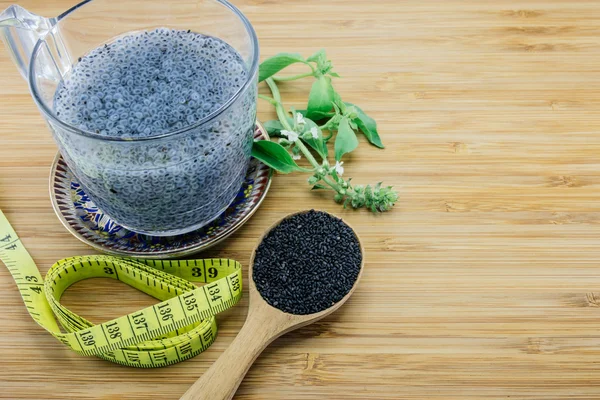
[180,305,286,400]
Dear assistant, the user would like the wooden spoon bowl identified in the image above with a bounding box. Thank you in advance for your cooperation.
[180,210,364,400]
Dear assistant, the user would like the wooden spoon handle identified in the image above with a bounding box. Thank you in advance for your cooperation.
[180,310,282,400]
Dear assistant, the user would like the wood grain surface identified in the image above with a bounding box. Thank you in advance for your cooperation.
[2,0,600,399]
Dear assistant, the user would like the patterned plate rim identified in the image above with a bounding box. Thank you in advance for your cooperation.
[49,122,272,259]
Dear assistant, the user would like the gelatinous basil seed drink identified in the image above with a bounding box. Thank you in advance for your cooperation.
[51,28,257,235]
[253,211,362,315]
[54,30,247,137]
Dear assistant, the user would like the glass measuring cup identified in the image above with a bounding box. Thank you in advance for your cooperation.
[0,0,259,236]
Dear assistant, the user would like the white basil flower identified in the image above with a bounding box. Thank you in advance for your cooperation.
[333,161,344,176]
[281,129,299,142]
[310,127,319,139]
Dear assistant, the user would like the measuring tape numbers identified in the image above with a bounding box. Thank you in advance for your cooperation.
[0,209,243,368]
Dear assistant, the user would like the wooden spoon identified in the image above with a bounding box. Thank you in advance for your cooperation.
[180,211,364,400]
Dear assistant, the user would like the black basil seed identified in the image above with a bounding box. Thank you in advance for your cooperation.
[253,210,362,315]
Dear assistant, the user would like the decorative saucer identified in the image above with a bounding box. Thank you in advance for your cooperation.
[49,123,271,258]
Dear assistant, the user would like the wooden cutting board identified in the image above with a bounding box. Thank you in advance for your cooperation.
[2,0,600,398]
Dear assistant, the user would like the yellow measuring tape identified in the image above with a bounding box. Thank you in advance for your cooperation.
[0,209,243,368]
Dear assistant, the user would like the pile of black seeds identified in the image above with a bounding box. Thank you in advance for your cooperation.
[252,210,362,315]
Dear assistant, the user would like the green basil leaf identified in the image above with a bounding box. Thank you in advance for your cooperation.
[306,76,334,120]
[330,169,341,183]
[251,140,303,173]
[307,49,326,63]
[298,108,335,121]
[301,118,328,158]
[263,117,294,136]
[263,120,285,137]
[332,101,341,115]
[346,102,384,148]
[329,71,341,78]
[334,116,359,161]
[333,90,345,112]
[312,184,329,190]
[259,53,306,82]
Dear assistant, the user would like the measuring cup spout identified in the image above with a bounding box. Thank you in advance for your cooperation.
[0,5,56,79]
